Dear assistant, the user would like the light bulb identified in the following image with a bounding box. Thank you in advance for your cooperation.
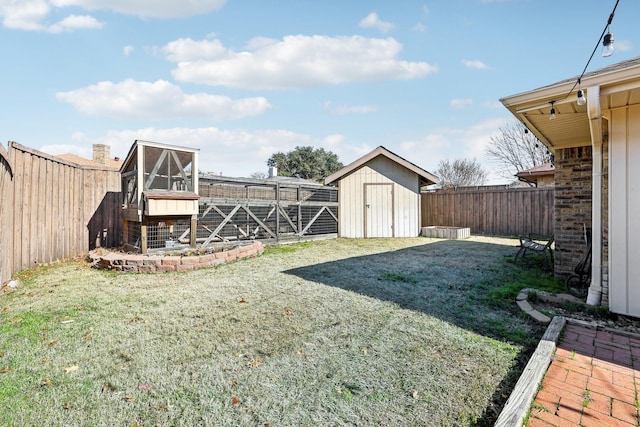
[602,32,614,57]
[549,102,556,120]
[577,89,587,106]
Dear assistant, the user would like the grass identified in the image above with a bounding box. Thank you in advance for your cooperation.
[0,236,555,426]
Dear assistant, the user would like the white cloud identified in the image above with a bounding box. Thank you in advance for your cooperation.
[615,39,632,52]
[462,59,490,70]
[168,35,437,90]
[48,14,102,32]
[412,22,426,33]
[0,0,103,32]
[399,117,511,184]
[162,37,228,61]
[359,12,394,34]
[50,0,227,18]
[450,98,473,108]
[55,79,272,120]
[324,102,378,115]
[123,45,134,56]
[0,0,225,31]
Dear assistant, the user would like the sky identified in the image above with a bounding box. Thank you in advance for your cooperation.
[0,0,636,184]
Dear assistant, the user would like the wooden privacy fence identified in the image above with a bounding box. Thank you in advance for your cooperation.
[421,187,555,237]
[0,142,121,285]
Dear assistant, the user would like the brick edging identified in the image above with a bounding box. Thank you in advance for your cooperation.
[88,241,264,273]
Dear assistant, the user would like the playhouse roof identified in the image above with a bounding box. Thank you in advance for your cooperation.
[120,140,199,174]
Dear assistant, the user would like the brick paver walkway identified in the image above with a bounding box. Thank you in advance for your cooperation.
[527,322,640,427]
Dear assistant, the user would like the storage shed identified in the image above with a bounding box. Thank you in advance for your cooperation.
[120,140,199,253]
[325,146,438,238]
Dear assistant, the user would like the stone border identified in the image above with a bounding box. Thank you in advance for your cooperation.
[516,288,585,324]
[88,241,264,273]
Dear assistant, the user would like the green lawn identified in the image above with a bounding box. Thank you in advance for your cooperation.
[0,236,561,426]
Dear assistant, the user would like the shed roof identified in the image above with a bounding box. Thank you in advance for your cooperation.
[324,146,438,186]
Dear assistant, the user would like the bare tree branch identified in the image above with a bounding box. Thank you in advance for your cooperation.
[485,121,552,181]
[435,158,488,188]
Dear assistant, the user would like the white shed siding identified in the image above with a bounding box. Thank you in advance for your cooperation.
[609,105,640,317]
[337,155,420,238]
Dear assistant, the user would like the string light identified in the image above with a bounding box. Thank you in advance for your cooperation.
[524,0,620,115]
[577,79,587,106]
[602,31,614,57]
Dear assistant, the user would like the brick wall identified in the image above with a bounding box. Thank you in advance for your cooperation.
[92,144,110,165]
[554,146,592,277]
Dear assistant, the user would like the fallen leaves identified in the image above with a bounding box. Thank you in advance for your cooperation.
[0,367,11,374]
[283,310,294,317]
[10,317,22,323]
[40,378,52,387]
[48,340,60,348]
[138,384,156,392]
[232,396,240,404]
[248,359,263,367]
[238,298,247,303]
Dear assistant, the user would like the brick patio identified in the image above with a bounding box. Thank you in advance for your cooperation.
[527,322,640,427]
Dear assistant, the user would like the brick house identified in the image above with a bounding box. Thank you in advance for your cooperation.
[515,162,555,187]
[501,56,640,317]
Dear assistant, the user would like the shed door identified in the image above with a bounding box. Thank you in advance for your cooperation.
[609,106,640,317]
[364,183,393,238]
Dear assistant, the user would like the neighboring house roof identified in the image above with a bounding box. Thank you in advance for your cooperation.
[56,153,123,170]
[324,146,439,186]
[500,56,640,150]
[515,162,555,184]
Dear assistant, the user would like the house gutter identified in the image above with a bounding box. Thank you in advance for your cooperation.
[586,86,603,306]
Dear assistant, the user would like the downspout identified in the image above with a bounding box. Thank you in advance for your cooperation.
[586,85,603,306]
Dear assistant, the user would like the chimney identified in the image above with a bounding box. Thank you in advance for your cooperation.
[269,166,277,178]
[92,144,110,165]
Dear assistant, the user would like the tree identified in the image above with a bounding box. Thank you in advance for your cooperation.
[485,120,552,181]
[435,158,488,188]
[266,146,343,181]
[250,171,267,179]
